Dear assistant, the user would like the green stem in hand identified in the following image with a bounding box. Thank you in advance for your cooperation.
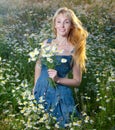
[48,78,57,88]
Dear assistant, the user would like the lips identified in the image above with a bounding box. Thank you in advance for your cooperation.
[59,29,66,32]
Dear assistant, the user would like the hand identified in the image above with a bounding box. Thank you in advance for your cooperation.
[32,86,35,95]
[48,69,57,81]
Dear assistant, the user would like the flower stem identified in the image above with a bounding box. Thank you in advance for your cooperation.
[48,78,57,88]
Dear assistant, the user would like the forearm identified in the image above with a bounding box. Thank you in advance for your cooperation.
[54,76,81,87]
[34,60,41,85]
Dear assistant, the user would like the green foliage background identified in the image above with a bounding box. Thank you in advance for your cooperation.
[0,0,114,130]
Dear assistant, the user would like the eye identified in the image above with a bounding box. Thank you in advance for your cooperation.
[57,20,61,23]
[65,20,70,24]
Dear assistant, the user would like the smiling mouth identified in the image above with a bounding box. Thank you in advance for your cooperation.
[59,29,65,32]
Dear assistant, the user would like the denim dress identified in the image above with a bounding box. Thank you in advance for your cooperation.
[34,39,81,127]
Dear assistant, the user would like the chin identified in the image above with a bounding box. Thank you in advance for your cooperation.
[59,33,68,37]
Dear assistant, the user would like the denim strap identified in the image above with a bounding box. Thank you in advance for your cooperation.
[47,38,52,43]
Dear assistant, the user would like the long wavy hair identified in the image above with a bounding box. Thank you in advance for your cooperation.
[52,7,88,72]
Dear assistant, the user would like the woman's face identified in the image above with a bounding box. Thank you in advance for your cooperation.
[55,13,72,37]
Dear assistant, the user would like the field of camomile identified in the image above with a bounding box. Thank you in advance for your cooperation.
[0,0,115,130]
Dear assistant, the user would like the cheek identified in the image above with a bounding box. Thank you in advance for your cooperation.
[66,26,71,32]
[55,23,60,28]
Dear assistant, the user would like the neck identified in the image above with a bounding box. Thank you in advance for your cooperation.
[56,36,68,45]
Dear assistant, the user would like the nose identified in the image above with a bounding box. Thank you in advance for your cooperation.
[60,22,64,28]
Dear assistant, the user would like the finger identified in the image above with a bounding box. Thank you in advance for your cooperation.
[48,71,57,75]
[48,70,56,74]
[48,69,54,71]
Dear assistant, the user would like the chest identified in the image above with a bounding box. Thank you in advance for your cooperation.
[56,44,74,55]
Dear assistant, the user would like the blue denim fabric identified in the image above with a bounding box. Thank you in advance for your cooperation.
[34,54,81,127]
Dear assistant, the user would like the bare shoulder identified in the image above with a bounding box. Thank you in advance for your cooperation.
[40,39,48,47]
[43,39,48,45]
[69,42,75,55]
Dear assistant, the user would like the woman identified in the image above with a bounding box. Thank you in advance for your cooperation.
[34,7,88,127]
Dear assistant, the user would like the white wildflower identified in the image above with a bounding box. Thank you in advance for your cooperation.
[55,123,60,128]
[70,128,74,130]
[24,33,29,37]
[46,125,51,129]
[65,123,72,127]
[108,117,111,121]
[96,78,100,82]
[39,96,45,103]
[41,50,52,57]
[99,106,106,111]
[29,33,36,38]
[52,45,57,52]
[12,89,15,93]
[104,95,107,98]
[73,120,82,126]
[96,98,100,101]
[85,96,91,100]
[61,58,67,63]
[39,42,43,46]
[23,101,28,105]
[38,117,44,123]
[106,98,110,103]
[45,46,51,51]
[20,109,25,114]
[47,57,53,63]
[38,104,44,109]
[43,113,49,120]
[84,116,90,123]
[106,87,110,90]
[90,119,94,124]
[82,111,87,116]
[28,48,39,61]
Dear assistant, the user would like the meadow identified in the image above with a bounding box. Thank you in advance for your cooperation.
[0,0,115,130]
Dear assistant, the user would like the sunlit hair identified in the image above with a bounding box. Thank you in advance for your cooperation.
[52,7,88,72]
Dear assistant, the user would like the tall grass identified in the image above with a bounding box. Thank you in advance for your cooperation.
[0,0,114,130]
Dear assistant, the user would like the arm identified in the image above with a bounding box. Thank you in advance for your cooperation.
[34,40,48,85]
[48,63,82,87]
[34,60,41,86]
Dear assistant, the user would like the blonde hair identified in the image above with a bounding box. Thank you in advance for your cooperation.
[52,7,88,72]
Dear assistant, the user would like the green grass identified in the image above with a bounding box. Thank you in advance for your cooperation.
[0,0,115,130]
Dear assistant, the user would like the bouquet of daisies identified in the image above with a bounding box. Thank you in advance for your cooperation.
[28,42,67,88]
[40,43,58,88]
